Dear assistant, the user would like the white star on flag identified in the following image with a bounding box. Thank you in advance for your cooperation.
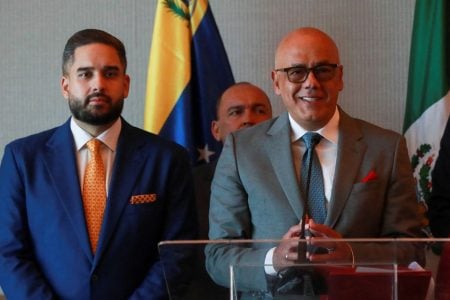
[197,144,215,163]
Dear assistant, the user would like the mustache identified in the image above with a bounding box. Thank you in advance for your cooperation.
[86,92,111,102]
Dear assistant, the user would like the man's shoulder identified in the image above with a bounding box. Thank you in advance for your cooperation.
[233,115,282,139]
[122,121,185,149]
[341,109,402,141]
[353,118,402,139]
[120,121,190,159]
[6,125,63,151]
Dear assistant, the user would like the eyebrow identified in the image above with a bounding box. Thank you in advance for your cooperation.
[291,61,332,67]
[227,103,269,112]
[227,105,245,112]
[76,66,121,72]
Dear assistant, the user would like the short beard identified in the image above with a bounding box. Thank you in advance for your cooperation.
[68,94,124,126]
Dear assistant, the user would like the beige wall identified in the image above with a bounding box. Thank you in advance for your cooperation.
[0,0,415,159]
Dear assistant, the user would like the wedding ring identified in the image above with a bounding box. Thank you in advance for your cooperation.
[285,253,289,260]
[326,247,336,253]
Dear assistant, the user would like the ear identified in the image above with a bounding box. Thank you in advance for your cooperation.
[123,74,131,99]
[61,76,69,99]
[211,120,221,142]
[271,70,282,96]
[337,65,344,91]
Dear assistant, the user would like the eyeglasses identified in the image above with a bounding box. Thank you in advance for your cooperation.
[275,64,340,83]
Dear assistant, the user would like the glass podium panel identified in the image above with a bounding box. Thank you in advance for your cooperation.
[158,238,450,300]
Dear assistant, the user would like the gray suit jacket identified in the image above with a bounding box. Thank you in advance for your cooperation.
[206,108,423,294]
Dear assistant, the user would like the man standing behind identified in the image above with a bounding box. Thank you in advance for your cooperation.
[0,29,196,300]
[194,82,272,239]
[185,82,272,300]
[206,27,423,296]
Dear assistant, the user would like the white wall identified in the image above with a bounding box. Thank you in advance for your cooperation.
[0,0,415,158]
[0,0,417,296]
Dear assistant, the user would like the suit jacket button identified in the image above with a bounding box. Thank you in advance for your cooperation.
[92,274,99,282]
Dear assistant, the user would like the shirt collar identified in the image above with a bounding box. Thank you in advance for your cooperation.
[70,117,122,152]
[288,108,340,144]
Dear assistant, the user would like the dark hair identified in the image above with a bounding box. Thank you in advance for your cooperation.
[62,29,127,75]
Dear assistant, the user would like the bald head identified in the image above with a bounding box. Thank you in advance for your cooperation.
[212,82,273,142]
[275,27,340,69]
[271,27,343,131]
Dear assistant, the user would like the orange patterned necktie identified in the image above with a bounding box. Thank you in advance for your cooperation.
[83,139,106,253]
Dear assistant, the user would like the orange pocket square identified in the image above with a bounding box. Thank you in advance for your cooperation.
[130,194,157,204]
[361,170,378,183]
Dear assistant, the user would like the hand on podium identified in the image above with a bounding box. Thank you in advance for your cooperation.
[272,222,304,272]
[306,219,354,265]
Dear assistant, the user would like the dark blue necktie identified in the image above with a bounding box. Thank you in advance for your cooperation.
[301,132,326,224]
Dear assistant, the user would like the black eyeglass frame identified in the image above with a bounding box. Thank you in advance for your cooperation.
[274,63,341,83]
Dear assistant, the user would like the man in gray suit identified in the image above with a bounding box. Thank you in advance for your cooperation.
[194,82,273,239]
[186,82,272,300]
[206,27,423,297]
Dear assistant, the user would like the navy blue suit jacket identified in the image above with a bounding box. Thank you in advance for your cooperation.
[0,118,197,300]
[430,116,450,238]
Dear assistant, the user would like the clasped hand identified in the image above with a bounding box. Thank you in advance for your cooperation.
[273,219,353,271]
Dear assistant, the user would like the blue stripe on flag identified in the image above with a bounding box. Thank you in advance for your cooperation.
[159,4,234,164]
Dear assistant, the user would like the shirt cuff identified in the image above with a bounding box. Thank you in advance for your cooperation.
[264,247,277,275]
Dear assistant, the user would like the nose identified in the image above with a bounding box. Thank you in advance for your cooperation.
[92,74,106,92]
[241,111,256,127]
[242,121,253,127]
[303,70,320,88]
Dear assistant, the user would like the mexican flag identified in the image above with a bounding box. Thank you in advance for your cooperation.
[403,0,450,205]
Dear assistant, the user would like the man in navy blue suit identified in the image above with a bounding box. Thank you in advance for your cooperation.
[0,29,196,300]
[429,116,450,239]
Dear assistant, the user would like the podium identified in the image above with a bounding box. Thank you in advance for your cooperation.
[158,238,450,299]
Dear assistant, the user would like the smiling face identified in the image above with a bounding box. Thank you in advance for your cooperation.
[271,28,343,131]
[61,43,130,135]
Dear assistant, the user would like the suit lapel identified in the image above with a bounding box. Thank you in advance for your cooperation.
[43,120,94,261]
[265,112,304,220]
[94,121,146,261]
[327,109,366,227]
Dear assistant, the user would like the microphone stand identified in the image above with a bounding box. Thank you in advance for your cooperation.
[298,135,321,297]
[274,135,326,298]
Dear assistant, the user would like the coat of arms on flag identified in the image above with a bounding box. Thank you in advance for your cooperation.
[403,0,450,236]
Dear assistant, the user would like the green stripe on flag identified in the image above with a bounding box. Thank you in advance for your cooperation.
[403,0,449,132]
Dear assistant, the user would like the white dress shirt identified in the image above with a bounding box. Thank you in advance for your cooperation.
[289,109,340,202]
[70,117,121,196]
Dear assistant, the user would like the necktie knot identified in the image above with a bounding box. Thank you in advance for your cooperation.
[86,139,102,154]
[302,132,322,149]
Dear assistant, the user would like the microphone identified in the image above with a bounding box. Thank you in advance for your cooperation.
[273,133,328,296]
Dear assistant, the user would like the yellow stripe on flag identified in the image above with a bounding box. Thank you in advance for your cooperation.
[190,0,208,34]
[144,0,209,134]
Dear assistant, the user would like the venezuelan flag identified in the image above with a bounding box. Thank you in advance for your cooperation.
[144,0,235,165]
